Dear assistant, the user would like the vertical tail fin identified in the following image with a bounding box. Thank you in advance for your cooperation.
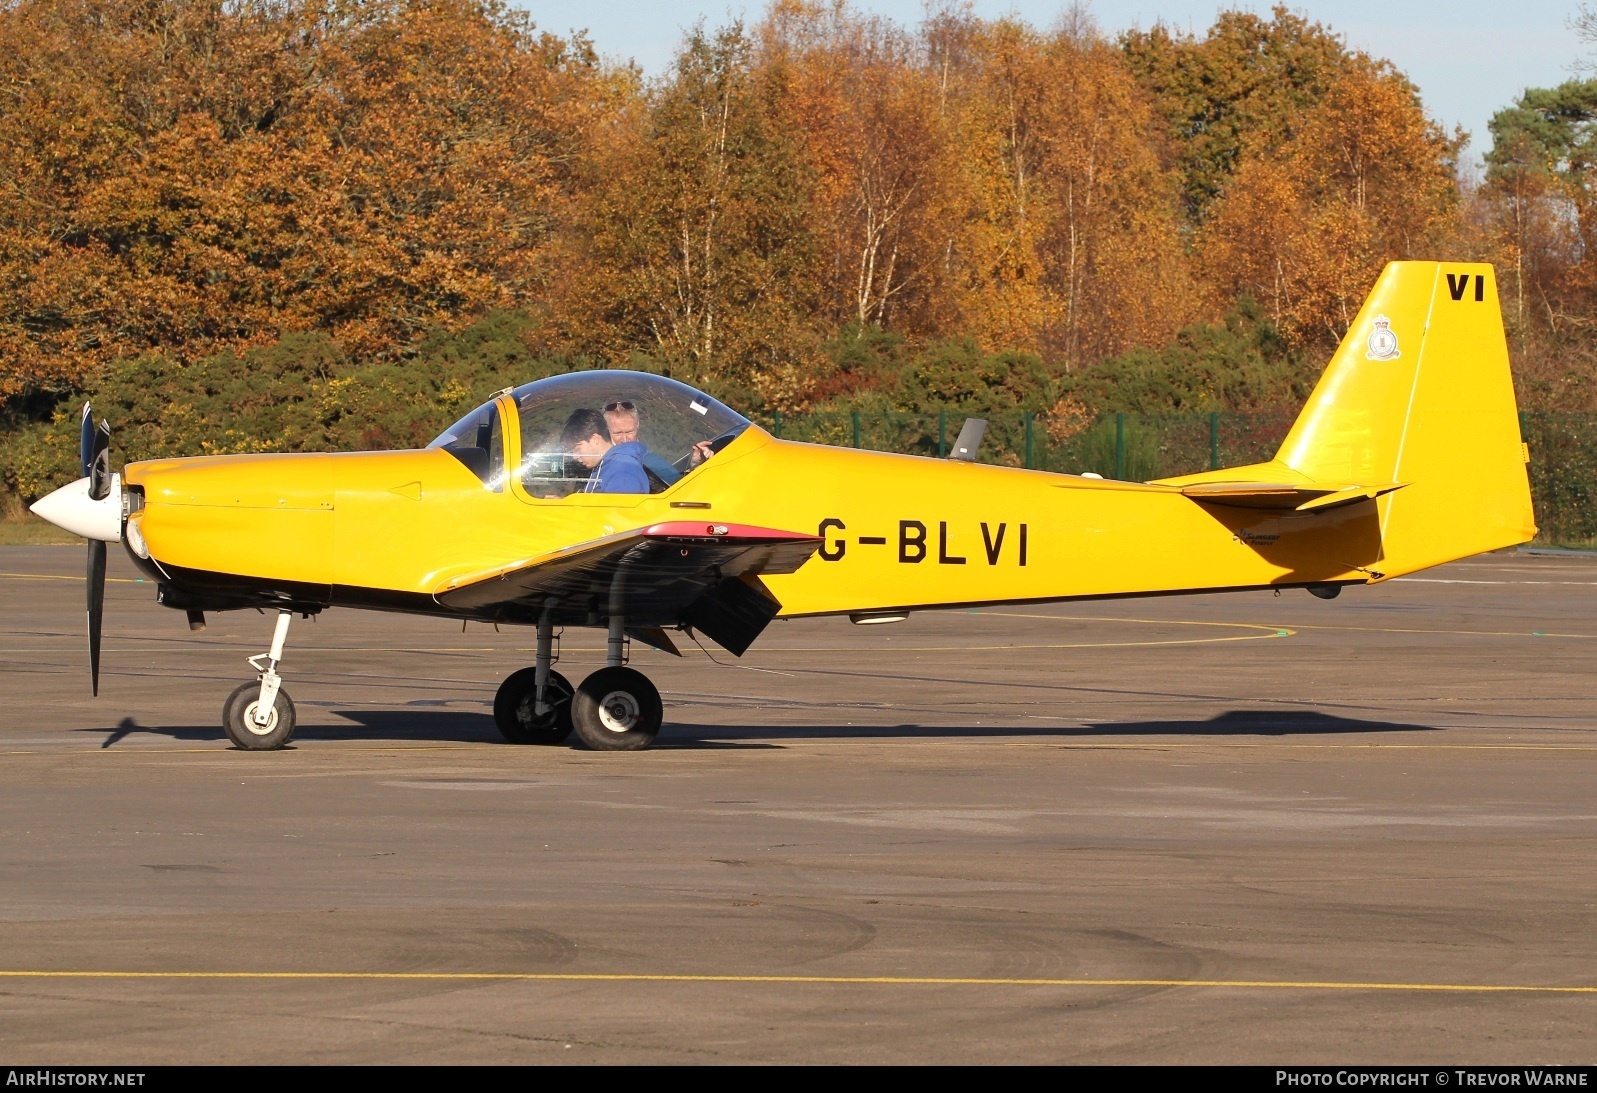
[1164,262,1535,575]
[1276,261,1533,573]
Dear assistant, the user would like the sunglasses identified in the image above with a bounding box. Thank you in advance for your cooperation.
[604,400,635,413]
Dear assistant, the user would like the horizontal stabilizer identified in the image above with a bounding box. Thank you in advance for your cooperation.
[1179,480,1404,512]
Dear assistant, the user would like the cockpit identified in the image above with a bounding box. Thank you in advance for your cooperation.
[427,370,753,497]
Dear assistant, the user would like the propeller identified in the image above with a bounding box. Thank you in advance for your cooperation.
[81,403,111,697]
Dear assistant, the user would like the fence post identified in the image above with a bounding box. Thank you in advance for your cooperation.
[938,410,946,458]
[1115,412,1125,480]
[1024,412,1034,469]
[852,410,861,449]
[1209,411,1219,470]
[773,410,783,439]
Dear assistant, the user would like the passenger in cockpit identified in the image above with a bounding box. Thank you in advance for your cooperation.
[559,408,650,494]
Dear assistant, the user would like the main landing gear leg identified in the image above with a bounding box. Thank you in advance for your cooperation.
[492,606,574,745]
[222,609,298,750]
[572,613,663,752]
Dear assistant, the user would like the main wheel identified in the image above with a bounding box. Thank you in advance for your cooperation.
[223,681,296,750]
[493,668,575,745]
[572,666,663,751]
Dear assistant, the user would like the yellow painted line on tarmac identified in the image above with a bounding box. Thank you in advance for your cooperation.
[985,611,1591,640]
[1271,622,1592,639]
[0,571,143,584]
[1,637,1296,654]
[1398,577,1597,586]
[1038,742,1597,752]
[754,633,1294,653]
[0,970,1593,994]
[984,612,1284,632]
[0,745,486,757]
[762,741,1597,753]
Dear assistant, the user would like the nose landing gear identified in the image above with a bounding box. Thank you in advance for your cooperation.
[223,609,298,750]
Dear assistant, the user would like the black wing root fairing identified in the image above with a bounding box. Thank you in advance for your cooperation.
[434,522,821,655]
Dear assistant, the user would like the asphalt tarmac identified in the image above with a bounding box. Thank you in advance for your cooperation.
[1,543,1595,1064]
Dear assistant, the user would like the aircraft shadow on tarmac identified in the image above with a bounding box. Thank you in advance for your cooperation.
[84,708,1438,749]
[656,709,1439,745]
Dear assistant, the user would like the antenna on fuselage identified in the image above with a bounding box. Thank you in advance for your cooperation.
[948,418,987,462]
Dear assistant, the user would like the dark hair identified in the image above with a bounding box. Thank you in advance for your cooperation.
[559,408,609,449]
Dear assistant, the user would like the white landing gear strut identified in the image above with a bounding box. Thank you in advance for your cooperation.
[248,610,293,726]
[222,608,299,750]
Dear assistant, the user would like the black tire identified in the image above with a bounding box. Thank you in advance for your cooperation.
[222,681,296,750]
[493,668,575,745]
[572,666,663,751]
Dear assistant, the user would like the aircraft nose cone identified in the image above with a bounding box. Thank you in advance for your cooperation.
[30,475,122,542]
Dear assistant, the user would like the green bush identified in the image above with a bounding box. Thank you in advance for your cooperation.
[1055,298,1314,413]
[0,312,572,502]
[1067,415,1164,481]
[1522,413,1597,545]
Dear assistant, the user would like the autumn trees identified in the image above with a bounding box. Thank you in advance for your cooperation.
[554,22,822,408]
[1123,8,1462,347]
[1,0,1530,481]
[559,3,1207,403]
[0,0,617,401]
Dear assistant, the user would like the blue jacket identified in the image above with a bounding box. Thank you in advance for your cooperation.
[586,441,652,494]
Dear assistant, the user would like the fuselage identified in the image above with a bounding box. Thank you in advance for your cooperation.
[123,418,1391,624]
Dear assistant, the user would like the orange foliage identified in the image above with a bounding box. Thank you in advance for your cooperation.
[762,3,953,334]
[1197,62,1462,344]
[0,0,616,399]
[548,20,823,407]
[0,0,1475,412]
[925,20,1198,369]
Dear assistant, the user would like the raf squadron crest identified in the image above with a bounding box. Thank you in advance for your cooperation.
[1365,314,1401,360]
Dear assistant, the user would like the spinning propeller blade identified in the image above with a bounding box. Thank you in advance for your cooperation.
[79,403,112,695]
[87,539,105,696]
[79,402,95,480]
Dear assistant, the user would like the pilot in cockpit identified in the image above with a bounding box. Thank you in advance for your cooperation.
[605,399,676,486]
[603,398,712,488]
[559,408,650,494]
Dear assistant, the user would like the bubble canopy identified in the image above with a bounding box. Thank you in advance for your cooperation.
[428,370,752,496]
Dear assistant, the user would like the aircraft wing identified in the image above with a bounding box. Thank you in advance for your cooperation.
[1179,481,1404,512]
[434,521,822,655]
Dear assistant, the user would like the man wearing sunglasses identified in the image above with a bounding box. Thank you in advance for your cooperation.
[604,399,711,487]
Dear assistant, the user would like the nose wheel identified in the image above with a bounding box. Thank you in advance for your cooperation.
[223,681,297,750]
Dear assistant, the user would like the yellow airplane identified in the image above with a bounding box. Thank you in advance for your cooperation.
[30,261,1535,752]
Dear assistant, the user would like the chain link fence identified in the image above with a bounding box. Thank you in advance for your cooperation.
[756,410,1590,547]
